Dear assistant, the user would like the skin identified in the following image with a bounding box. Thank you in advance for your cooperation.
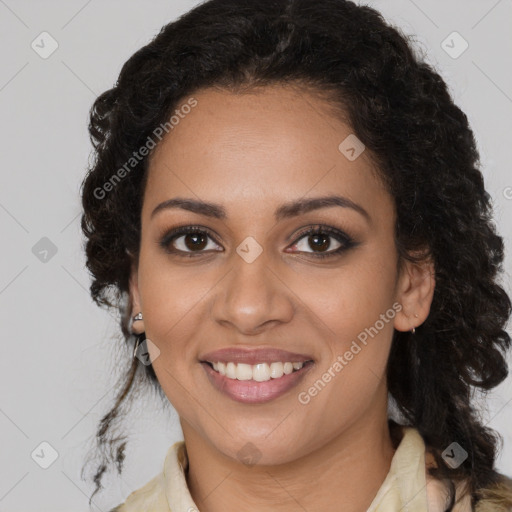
[129,83,435,512]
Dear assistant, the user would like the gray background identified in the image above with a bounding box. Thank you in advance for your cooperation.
[1,0,511,510]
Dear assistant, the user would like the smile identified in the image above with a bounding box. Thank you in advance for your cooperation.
[201,360,315,404]
[207,361,309,381]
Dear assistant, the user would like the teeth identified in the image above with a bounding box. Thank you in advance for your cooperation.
[210,361,306,381]
[270,362,284,379]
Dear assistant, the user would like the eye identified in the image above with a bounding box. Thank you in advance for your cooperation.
[159,226,222,257]
[287,225,356,259]
[158,224,357,259]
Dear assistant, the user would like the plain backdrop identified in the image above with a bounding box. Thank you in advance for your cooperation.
[1,1,511,510]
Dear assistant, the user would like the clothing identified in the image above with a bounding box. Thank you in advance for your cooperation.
[110,425,512,511]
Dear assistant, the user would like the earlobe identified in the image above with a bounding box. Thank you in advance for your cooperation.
[393,256,435,333]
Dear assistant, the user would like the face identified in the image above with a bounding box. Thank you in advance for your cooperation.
[129,84,435,465]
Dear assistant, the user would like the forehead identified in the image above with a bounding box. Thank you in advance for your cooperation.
[143,84,391,223]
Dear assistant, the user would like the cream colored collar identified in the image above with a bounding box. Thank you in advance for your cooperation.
[113,425,472,511]
[366,426,471,511]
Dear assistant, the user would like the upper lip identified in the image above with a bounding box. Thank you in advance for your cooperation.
[199,347,314,365]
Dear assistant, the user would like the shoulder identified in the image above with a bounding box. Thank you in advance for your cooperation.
[107,441,187,512]
[108,472,168,511]
[107,470,169,512]
[422,433,512,512]
[475,473,512,512]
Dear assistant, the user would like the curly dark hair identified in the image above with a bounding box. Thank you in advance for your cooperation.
[79,0,511,507]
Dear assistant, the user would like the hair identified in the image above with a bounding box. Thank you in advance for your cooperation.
[80,0,511,508]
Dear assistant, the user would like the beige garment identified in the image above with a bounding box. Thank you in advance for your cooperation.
[109,426,479,512]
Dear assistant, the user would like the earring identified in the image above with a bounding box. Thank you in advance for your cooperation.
[133,331,146,359]
[131,312,143,336]
[411,313,419,334]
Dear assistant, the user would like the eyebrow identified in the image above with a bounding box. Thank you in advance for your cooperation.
[150,195,371,223]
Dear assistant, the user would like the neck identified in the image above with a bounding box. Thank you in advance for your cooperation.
[182,404,400,512]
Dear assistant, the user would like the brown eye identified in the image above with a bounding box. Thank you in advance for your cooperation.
[307,233,335,252]
[293,232,342,254]
[287,226,356,259]
[159,226,222,256]
[182,232,208,251]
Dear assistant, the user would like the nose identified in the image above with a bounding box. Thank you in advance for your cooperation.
[210,250,295,336]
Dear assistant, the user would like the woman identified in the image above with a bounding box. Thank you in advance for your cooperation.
[80,0,512,510]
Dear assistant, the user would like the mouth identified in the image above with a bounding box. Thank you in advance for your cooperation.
[200,359,315,404]
[202,360,314,381]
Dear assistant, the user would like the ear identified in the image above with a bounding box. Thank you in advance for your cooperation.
[393,253,435,332]
[129,260,145,334]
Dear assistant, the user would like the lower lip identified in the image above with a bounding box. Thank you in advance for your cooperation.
[201,362,314,404]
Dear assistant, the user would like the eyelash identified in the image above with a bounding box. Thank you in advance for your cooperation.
[158,224,357,259]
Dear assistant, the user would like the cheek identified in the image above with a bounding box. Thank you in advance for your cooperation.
[136,271,215,403]
[296,245,397,397]
[138,255,213,340]
[300,248,398,339]
[299,284,395,425]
